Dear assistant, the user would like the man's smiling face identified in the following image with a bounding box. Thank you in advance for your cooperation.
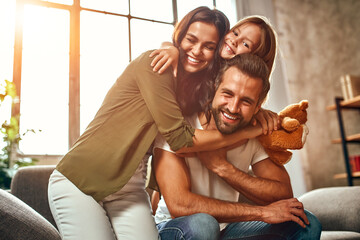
[211,66,263,134]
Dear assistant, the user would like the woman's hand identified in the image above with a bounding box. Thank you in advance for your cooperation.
[149,45,179,77]
[253,108,280,135]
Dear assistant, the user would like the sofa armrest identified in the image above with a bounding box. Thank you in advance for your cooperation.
[299,186,360,233]
[0,188,60,239]
[10,165,57,228]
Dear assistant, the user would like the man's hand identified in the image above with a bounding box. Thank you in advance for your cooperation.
[261,198,309,228]
[195,137,247,173]
[252,108,279,135]
[196,147,228,173]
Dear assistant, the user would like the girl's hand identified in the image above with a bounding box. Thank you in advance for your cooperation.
[149,46,179,77]
[253,108,280,135]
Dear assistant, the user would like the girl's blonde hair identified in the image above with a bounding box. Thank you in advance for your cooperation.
[231,15,278,77]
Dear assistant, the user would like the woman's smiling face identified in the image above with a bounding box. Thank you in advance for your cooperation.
[179,21,219,73]
[220,23,262,60]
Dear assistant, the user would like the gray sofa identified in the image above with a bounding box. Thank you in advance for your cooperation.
[299,186,360,240]
[0,165,60,240]
[0,165,359,240]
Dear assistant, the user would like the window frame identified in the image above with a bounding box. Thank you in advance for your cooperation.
[12,0,217,161]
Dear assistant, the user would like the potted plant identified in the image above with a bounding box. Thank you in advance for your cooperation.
[0,80,38,189]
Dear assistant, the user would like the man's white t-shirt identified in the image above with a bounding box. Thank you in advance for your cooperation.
[153,113,268,229]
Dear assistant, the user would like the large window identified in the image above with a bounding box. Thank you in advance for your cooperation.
[0,0,236,160]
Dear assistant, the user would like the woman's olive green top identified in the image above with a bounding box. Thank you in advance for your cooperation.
[56,50,195,202]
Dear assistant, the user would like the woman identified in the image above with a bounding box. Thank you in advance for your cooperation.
[48,7,267,240]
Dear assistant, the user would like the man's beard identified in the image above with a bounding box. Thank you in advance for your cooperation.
[211,106,251,135]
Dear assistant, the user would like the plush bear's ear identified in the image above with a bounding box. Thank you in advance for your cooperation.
[300,100,309,110]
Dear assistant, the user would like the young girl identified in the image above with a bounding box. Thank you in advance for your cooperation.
[48,7,272,240]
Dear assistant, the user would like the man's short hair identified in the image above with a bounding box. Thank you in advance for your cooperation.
[215,54,270,105]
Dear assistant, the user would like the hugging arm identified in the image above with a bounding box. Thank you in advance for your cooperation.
[139,51,265,153]
[153,148,308,227]
[174,108,281,153]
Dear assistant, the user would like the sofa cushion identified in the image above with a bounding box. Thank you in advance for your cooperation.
[320,231,360,240]
[0,189,61,240]
[299,186,360,233]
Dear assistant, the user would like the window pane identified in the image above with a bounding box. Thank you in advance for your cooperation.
[80,11,129,133]
[0,0,15,83]
[131,19,173,60]
[177,0,214,20]
[80,0,128,15]
[216,0,237,27]
[131,0,173,22]
[20,5,69,155]
[0,0,15,141]
[41,0,73,5]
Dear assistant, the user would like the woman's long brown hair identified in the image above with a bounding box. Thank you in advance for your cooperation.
[173,7,230,116]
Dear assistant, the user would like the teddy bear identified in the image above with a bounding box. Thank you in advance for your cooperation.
[257,100,309,165]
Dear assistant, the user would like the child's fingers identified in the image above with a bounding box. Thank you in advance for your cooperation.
[173,63,178,77]
[251,118,257,126]
[149,49,161,59]
[158,61,172,74]
[267,111,279,132]
[257,113,268,135]
[153,57,168,72]
[273,114,280,130]
[150,54,162,68]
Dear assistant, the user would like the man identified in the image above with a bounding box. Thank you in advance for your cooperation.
[152,54,321,239]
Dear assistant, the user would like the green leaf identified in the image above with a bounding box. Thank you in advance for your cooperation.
[5,80,17,99]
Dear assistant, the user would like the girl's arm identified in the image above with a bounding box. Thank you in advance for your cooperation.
[149,42,179,77]
[177,108,279,154]
[176,125,263,153]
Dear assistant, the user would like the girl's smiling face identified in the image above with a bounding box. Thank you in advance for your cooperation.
[220,23,262,60]
[179,21,219,73]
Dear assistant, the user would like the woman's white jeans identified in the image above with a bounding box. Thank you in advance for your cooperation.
[48,169,158,240]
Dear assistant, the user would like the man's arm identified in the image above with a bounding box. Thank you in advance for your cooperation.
[153,148,308,227]
[197,149,293,205]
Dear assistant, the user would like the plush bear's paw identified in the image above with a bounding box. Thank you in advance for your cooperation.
[282,117,300,132]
